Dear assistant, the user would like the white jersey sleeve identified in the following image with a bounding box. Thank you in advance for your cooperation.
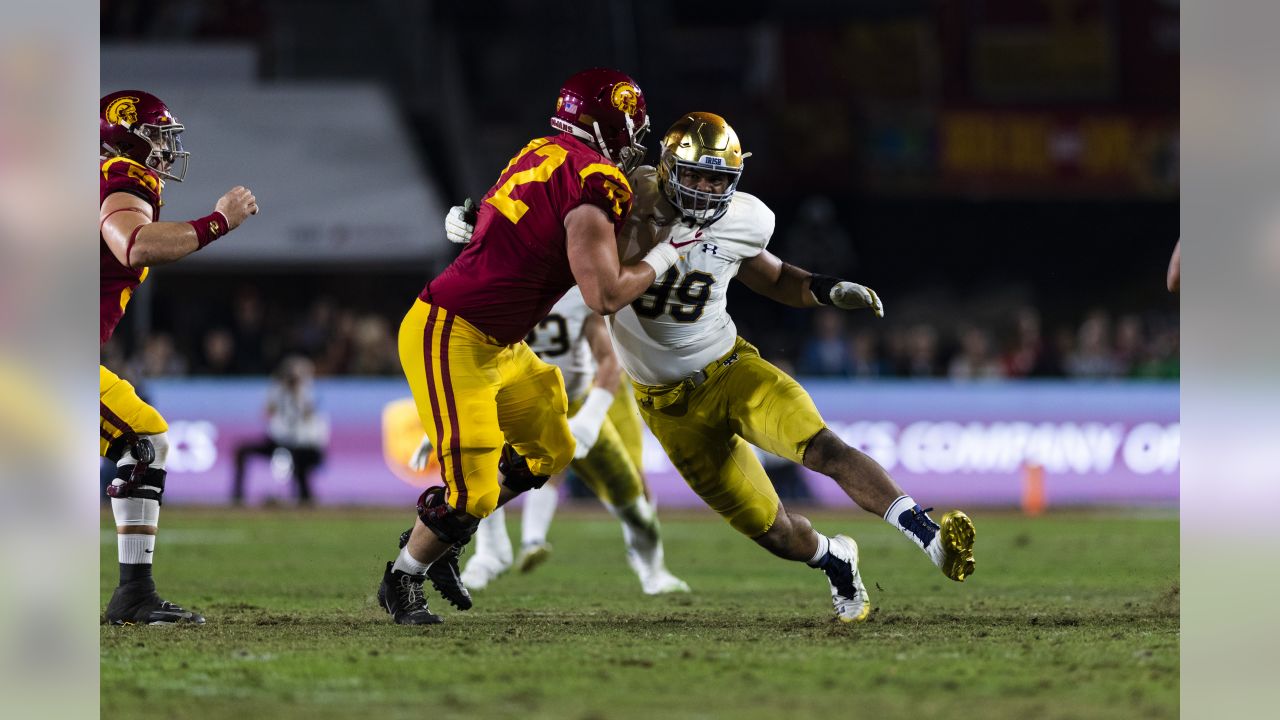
[609,169,775,385]
[525,286,596,402]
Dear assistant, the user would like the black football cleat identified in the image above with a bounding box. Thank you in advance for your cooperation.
[395,524,473,611]
[378,561,442,625]
[103,578,206,626]
[426,542,473,611]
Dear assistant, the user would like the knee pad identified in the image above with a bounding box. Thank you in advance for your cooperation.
[416,486,479,545]
[110,432,170,469]
[106,465,167,504]
[498,443,549,493]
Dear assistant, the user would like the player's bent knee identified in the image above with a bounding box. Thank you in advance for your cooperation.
[465,486,501,519]
[416,485,481,544]
[801,428,846,471]
[499,443,551,493]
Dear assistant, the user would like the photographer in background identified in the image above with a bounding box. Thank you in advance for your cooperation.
[231,356,328,505]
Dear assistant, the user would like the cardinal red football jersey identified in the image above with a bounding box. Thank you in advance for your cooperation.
[421,134,633,344]
[100,156,162,345]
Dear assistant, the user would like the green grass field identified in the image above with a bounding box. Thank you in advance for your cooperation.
[100,507,1178,720]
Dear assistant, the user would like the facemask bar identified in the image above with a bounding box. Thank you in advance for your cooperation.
[589,112,650,174]
[663,156,743,225]
[138,122,190,182]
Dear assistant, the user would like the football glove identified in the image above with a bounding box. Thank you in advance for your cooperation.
[830,282,884,317]
[444,198,477,244]
[409,434,433,471]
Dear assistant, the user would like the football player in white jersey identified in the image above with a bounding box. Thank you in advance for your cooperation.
[444,112,976,623]
[411,286,689,595]
[614,112,976,622]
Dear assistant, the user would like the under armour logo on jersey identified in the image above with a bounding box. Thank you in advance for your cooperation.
[700,243,718,255]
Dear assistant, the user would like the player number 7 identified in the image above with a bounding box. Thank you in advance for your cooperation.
[487,140,570,224]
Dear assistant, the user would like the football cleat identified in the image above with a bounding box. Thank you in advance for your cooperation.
[460,552,511,591]
[816,534,872,623]
[388,527,473,610]
[934,510,977,582]
[516,541,553,573]
[103,578,205,626]
[425,543,473,611]
[378,561,442,625]
[638,566,691,596]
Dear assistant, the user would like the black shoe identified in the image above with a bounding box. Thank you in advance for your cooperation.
[378,561,442,625]
[103,578,206,626]
[426,542,473,611]
[395,524,473,611]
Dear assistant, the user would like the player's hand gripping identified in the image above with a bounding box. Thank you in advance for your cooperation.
[409,435,433,471]
[830,282,884,318]
[445,198,478,244]
[215,186,259,230]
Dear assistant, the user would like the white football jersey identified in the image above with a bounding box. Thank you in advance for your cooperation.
[525,285,595,402]
[609,166,775,385]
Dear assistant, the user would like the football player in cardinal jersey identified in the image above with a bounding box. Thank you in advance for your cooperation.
[446,112,977,623]
[417,286,689,595]
[379,68,687,625]
[99,90,258,624]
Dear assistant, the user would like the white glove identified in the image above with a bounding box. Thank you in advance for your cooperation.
[444,198,477,244]
[567,387,614,459]
[830,282,884,318]
[640,241,680,277]
[409,434,433,471]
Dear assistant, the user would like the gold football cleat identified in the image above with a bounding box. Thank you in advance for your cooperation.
[937,511,977,582]
[516,542,553,574]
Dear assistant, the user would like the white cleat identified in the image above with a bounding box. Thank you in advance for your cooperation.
[641,568,691,596]
[459,553,510,591]
[819,534,871,623]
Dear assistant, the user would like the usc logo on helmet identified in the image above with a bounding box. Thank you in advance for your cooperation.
[610,83,639,116]
[105,96,140,127]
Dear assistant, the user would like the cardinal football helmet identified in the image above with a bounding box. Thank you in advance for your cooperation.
[658,112,751,226]
[100,90,190,182]
[550,68,649,173]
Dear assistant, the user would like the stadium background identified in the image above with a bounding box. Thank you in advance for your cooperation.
[100,0,1178,511]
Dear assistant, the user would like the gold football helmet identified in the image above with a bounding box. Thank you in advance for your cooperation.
[657,112,751,225]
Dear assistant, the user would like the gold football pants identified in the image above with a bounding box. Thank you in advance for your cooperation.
[99,365,168,457]
[566,386,644,508]
[633,338,825,537]
[399,300,574,517]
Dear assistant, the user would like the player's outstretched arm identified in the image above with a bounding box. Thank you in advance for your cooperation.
[737,250,884,317]
[1167,239,1180,293]
[100,186,258,269]
[566,204,678,315]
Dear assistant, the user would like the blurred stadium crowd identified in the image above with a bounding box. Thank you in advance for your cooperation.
[102,283,1177,382]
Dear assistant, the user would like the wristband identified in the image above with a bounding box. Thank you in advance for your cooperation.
[189,211,230,249]
[809,274,841,305]
[641,242,680,277]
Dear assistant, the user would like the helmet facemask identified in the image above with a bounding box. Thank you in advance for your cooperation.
[587,112,650,173]
[137,121,189,182]
[661,154,743,226]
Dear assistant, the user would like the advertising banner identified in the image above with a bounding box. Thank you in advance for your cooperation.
[147,379,1178,508]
